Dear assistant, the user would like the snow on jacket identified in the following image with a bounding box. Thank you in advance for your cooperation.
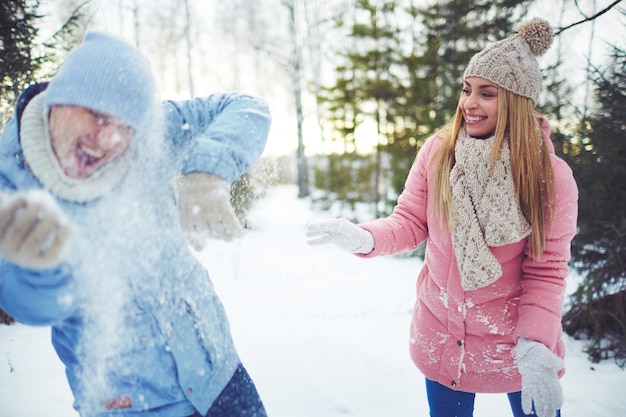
[358,118,578,393]
[0,84,271,416]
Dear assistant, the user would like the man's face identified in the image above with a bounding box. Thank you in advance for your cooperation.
[48,105,134,179]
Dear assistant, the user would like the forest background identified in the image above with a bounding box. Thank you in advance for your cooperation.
[1,0,625,367]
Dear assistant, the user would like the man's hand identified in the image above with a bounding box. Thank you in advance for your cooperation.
[178,173,244,250]
[0,190,72,269]
[306,218,374,254]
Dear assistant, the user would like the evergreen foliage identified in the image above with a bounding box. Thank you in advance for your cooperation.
[231,157,280,228]
[0,0,44,128]
[562,45,626,367]
[312,152,378,212]
[317,0,403,214]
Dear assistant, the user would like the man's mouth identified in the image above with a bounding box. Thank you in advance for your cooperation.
[77,143,104,166]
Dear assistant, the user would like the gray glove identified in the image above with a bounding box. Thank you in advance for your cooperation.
[178,172,244,250]
[306,218,374,254]
[515,337,564,417]
[0,190,72,269]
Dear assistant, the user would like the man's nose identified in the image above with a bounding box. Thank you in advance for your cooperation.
[95,125,123,150]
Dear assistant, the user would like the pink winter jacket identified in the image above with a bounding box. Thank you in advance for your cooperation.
[358,119,578,393]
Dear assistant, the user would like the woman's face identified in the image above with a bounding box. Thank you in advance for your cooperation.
[48,105,134,179]
[460,77,499,138]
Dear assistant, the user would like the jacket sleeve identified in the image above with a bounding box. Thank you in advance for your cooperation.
[357,135,437,257]
[514,157,579,350]
[162,93,271,182]
[0,116,77,326]
[0,260,77,326]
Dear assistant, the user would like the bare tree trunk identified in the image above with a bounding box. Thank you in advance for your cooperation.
[219,0,241,89]
[132,0,140,48]
[182,0,194,97]
[286,0,309,198]
[582,0,597,122]
[118,1,124,35]
[302,0,326,146]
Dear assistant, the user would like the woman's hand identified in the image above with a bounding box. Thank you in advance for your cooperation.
[515,338,564,417]
[306,218,374,254]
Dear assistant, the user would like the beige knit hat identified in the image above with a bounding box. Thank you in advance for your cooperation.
[463,18,553,103]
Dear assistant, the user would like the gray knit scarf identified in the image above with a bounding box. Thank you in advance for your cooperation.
[450,129,531,290]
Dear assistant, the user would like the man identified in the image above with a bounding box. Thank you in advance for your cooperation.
[0,31,271,417]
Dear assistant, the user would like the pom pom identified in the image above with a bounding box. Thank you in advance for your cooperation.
[516,17,553,56]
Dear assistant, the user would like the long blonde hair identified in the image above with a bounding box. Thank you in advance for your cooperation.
[430,87,554,260]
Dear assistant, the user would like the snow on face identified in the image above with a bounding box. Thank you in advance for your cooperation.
[49,105,134,179]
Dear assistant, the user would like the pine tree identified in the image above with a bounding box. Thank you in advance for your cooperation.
[317,0,403,215]
[562,44,626,367]
[0,0,44,128]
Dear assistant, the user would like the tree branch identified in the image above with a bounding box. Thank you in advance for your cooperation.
[555,0,624,35]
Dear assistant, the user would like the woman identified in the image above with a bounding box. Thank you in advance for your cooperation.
[306,18,577,417]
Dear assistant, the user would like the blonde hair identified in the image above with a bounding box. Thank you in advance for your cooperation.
[430,87,554,259]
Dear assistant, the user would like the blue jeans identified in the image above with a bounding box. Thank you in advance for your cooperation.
[425,378,561,417]
[188,364,267,417]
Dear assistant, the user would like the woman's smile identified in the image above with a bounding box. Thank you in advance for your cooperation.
[460,77,499,138]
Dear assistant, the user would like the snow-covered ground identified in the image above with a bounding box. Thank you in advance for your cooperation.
[1,184,624,416]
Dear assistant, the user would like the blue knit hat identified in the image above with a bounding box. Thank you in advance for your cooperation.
[45,31,156,131]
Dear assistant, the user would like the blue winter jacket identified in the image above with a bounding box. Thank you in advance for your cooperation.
[0,84,271,416]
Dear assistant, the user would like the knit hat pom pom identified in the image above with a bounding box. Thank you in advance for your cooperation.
[516,17,553,56]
